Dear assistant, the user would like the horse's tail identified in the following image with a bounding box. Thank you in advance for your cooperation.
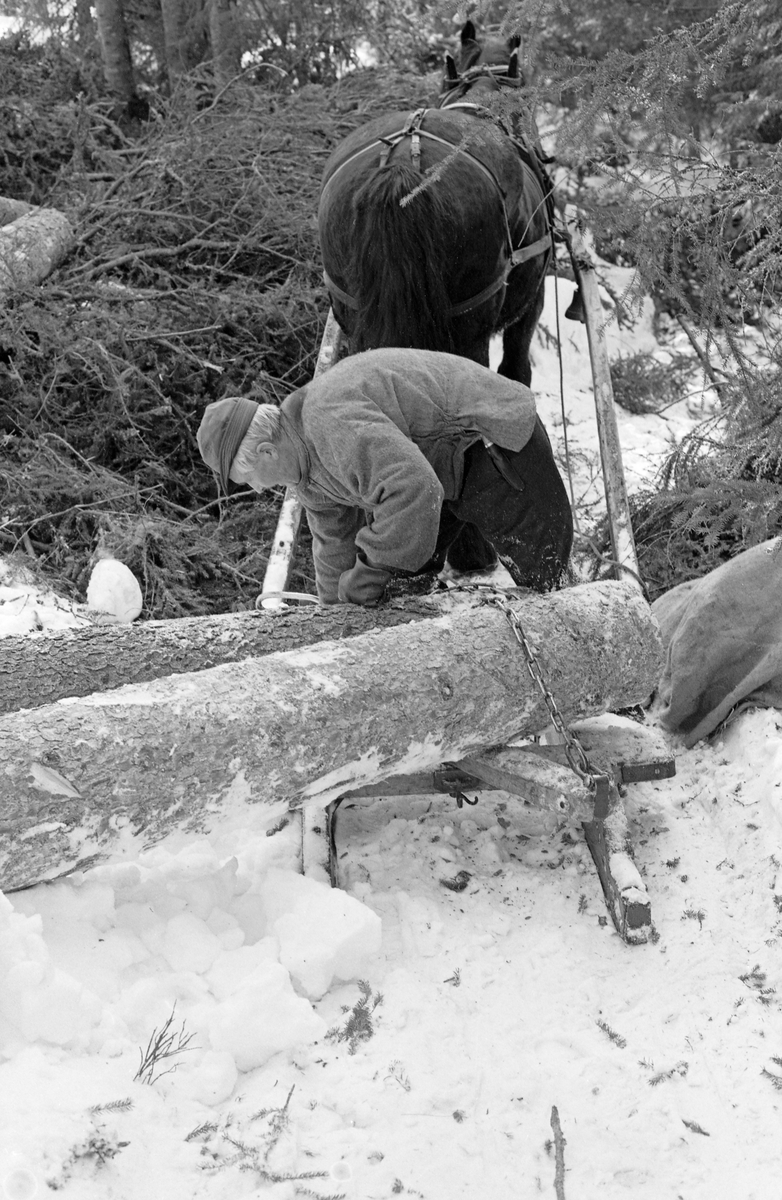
[347,162,459,353]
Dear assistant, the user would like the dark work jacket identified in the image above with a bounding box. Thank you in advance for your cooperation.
[279,348,538,601]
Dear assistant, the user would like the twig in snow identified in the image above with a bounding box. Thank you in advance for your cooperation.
[682,1118,710,1136]
[134,1003,197,1084]
[550,1106,567,1200]
[596,1018,627,1048]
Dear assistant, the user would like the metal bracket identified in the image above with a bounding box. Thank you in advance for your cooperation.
[617,759,676,785]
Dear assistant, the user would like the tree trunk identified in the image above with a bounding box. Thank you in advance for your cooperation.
[93,0,136,102]
[0,581,662,891]
[0,597,440,716]
[73,0,101,60]
[0,205,75,295]
[159,0,195,83]
[209,0,242,90]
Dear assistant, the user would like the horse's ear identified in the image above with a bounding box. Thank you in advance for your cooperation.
[507,47,520,79]
[445,53,459,81]
[461,20,477,45]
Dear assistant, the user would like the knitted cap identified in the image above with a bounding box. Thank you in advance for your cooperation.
[197,396,259,493]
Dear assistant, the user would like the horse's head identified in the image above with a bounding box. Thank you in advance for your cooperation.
[441,21,523,104]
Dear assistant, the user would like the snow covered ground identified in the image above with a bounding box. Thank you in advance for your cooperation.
[1,275,781,1200]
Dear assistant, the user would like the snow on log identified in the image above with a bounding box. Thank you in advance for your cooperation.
[0,580,662,891]
[0,598,440,715]
[0,200,75,294]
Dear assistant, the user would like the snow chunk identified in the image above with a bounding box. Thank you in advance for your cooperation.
[161,913,222,974]
[86,558,143,623]
[207,960,326,1072]
[205,939,280,1000]
[176,1049,238,1106]
[259,869,382,999]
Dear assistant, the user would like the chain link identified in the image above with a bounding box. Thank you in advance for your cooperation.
[468,586,599,789]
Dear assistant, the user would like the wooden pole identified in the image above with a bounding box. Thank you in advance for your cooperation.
[565,213,643,591]
[260,310,344,608]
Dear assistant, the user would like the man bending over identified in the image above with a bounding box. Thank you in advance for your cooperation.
[197,348,572,606]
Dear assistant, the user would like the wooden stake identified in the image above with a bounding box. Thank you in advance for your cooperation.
[565,213,643,592]
[260,310,344,608]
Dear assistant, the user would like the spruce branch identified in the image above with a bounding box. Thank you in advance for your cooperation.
[596,1019,627,1048]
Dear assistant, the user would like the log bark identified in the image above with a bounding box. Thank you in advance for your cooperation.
[0,206,75,295]
[0,597,441,716]
[0,580,662,892]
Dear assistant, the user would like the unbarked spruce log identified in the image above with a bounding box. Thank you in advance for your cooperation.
[0,197,75,294]
[0,597,441,716]
[0,580,662,892]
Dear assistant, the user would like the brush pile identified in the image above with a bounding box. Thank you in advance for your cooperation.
[0,41,432,616]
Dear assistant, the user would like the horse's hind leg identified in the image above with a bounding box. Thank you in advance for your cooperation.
[445,523,499,572]
[497,271,547,386]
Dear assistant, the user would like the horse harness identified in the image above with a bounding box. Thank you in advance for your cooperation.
[321,106,553,318]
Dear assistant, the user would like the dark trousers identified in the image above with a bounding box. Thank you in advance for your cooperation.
[433,417,573,591]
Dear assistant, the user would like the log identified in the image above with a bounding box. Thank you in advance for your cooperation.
[0,597,441,716]
[0,580,662,891]
[0,202,75,294]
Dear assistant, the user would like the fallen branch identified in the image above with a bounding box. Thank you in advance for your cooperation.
[550,1106,567,1200]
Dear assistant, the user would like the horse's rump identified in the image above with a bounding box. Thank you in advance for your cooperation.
[318,107,549,355]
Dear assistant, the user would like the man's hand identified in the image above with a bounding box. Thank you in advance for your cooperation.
[338,557,391,605]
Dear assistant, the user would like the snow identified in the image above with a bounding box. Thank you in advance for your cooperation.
[1,274,781,1199]
[85,559,143,625]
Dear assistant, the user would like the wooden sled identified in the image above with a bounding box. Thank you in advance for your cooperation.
[300,720,674,946]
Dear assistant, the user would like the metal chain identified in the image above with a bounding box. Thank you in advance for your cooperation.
[468,587,598,789]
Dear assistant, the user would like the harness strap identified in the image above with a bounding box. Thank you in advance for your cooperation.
[449,267,510,316]
[440,63,522,103]
[510,233,552,265]
[323,270,358,311]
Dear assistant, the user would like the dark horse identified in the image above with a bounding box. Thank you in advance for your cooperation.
[317,22,555,388]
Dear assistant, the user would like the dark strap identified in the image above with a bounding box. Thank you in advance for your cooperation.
[484,442,526,492]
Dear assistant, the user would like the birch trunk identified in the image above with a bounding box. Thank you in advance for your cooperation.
[0,581,662,892]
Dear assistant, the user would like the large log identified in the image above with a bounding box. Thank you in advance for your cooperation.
[0,580,662,891]
[0,597,440,716]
